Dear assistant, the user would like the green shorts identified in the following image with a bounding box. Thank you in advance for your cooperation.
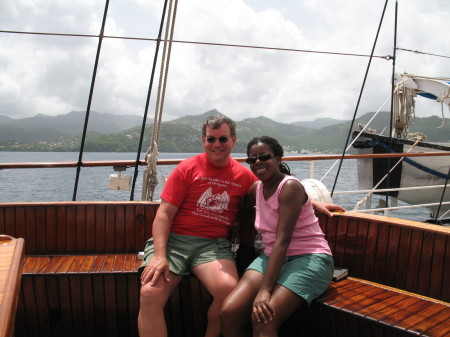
[247,253,334,305]
[139,233,235,276]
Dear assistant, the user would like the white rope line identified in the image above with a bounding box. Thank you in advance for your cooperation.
[335,183,450,195]
[320,93,393,182]
[347,201,450,214]
[352,135,424,211]
[437,87,450,128]
[438,209,450,220]
[142,0,178,201]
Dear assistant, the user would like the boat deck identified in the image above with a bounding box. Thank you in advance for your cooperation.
[1,201,450,336]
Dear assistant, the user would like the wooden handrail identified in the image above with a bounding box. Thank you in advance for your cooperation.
[0,236,25,337]
[1,152,449,169]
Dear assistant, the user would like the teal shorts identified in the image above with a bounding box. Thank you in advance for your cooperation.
[247,253,334,305]
[139,233,235,276]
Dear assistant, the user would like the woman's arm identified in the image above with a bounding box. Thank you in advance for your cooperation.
[312,200,345,217]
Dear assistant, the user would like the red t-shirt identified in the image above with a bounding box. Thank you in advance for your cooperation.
[161,153,257,239]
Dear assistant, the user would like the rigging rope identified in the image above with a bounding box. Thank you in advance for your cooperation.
[0,29,391,60]
[320,93,392,182]
[393,80,416,138]
[73,0,110,201]
[353,135,425,211]
[129,0,169,201]
[329,0,390,197]
[141,0,178,201]
[396,47,450,60]
[438,87,450,128]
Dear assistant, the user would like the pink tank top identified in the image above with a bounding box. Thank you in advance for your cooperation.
[254,176,332,256]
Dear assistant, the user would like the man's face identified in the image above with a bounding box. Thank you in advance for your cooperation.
[202,123,236,166]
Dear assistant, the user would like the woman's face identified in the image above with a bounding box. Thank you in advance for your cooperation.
[247,142,279,180]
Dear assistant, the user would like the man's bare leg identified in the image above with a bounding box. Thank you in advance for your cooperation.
[193,260,239,337]
[138,272,183,337]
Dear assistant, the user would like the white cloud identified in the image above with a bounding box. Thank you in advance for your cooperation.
[0,0,448,124]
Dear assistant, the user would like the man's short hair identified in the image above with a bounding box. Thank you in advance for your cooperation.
[202,114,237,137]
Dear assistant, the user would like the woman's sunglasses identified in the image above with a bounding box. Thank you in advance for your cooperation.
[206,136,229,143]
[245,153,275,164]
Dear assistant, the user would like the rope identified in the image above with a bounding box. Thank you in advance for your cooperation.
[329,0,390,197]
[141,0,178,201]
[320,94,392,182]
[73,0,110,201]
[351,136,450,212]
[393,80,416,138]
[353,136,425,211]
[396,47,450,60]
[437,87,450,128]
[0,29,391,60]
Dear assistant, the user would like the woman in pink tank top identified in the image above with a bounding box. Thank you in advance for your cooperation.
[221,136,335,337]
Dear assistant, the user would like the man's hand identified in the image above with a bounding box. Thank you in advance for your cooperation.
[140,256,171,286]
[312,200,345,217]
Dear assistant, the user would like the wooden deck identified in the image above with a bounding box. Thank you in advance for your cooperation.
[0,235,25,337]
[1,201,450,336]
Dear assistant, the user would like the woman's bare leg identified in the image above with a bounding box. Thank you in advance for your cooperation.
[252,285,304,337]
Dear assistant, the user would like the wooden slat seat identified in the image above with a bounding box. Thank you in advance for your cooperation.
[313,277,450,337]
[22,254,142,275]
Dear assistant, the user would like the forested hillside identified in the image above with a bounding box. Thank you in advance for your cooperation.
[1,110,449,153]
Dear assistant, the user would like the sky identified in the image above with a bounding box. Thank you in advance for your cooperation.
[0,0,449,124]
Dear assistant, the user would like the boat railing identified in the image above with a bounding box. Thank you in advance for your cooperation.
[335,185,450,214]
[1,152,449,218]
[1,151,449,169]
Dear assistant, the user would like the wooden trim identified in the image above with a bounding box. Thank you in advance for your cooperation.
[348,277,450,307]
[1,151,449,169]
[336,211,450,235]
[0,236,25,337]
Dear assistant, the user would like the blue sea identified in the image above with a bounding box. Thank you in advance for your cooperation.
[0,151,432,222]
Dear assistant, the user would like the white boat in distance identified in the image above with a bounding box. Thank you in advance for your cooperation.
[352,73,450,221]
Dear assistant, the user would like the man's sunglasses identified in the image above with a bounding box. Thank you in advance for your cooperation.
[206,136,229,143]
[245,153,276,164]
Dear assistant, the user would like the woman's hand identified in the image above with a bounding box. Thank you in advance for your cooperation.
[312,200,345,217]
[252,289,275,324]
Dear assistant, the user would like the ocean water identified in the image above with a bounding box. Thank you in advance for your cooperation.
[0,151,432,222]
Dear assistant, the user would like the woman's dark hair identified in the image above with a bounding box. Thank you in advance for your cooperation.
[246,136,291,175]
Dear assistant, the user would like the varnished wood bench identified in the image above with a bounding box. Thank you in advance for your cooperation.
[1,202,450,336]
[313,277,450,337]
[1,201,214,337]
[312,212,450,337]
[0,235,25,337]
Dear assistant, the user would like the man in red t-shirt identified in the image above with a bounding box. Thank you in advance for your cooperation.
[139,114,257,337]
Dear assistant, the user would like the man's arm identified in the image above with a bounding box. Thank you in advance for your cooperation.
[140,199,179,286]
[312,200,345,217]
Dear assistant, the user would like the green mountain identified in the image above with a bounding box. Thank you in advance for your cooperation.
[1,110,449,153]
[292,117,345,129]
[0,111,144,143]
